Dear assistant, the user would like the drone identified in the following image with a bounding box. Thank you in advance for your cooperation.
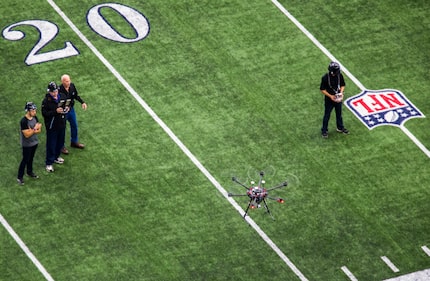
[228,171,287,219]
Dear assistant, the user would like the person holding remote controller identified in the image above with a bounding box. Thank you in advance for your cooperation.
[320,61,349,139]
[41,81,68,172]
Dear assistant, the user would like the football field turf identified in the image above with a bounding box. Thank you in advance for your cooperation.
[1,0,429,280]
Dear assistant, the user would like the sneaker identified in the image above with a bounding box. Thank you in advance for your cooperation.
[17,178,24,185]
[46,165,54,172]
[336,128,350,134]
[54,157,64,164]
[322,132,328,138]
[27,173,39,179]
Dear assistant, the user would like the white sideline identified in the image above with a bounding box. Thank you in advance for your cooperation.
[383,269,430,281]
[270,0,430,159]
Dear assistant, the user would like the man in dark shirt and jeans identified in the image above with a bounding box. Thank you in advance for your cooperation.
[320,61,349,138]
[42,82,68,172]
[58,74,87,154]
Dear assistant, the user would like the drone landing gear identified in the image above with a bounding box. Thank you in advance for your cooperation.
[243,198,274,220]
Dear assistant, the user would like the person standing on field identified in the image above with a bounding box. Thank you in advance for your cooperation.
[320,61,349,138]
[42,82,67,172]
[17,102,42,185]
[58,74,87,154]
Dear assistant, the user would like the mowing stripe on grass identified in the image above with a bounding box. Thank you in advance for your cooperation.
[0,214,55,281]
[270,0,365,91]
[44,0,309,280]
[271,0,430,159]
[381,256,400,273]
[341,266,359,281]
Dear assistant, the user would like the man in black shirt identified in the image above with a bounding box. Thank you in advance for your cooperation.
[17,102,42,185]
[42,82,67,172]
[58,74,87,154]
[320,62,349,138]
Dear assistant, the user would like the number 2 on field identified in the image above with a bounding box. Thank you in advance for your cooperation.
[2,20,80,65]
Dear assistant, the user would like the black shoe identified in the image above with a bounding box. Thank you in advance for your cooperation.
[336,128,349,134]
[17,178,24,185]
[322,132,328,139]
[27,173,39,179]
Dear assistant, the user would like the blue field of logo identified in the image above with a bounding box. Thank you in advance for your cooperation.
[345,89,425,130]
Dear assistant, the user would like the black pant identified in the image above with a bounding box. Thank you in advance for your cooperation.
[321,98,344,133]
[18,144,38,179]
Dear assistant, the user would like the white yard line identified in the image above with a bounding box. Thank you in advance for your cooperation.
[422,246,430,257]
[341,266,359,281]
[0,214,55,281]
[270,0,430,158]
[381,256,400,273]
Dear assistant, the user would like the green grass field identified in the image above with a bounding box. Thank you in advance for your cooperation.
[1,0,429,280]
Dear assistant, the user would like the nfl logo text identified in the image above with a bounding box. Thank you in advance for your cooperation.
[345,89,425,130]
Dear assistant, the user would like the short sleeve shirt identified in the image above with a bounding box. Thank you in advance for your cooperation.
[320,73,345,95]
[20,116,39,147]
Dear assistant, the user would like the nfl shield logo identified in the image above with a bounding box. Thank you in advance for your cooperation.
[345,89,425,130]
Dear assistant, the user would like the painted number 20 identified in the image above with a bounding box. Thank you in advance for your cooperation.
[1,3,150,65]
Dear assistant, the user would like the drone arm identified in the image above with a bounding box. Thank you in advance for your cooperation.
[267,196,285,203]
[228,193,249,197]
[232,177,250,190]
[266,181,288,191]
[258,171,264,187]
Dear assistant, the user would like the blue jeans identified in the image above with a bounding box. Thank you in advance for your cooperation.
[66,107,79,143]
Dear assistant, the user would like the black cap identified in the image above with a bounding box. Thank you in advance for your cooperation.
[24,102,37,111]
[328,62,341,75]
[47,81,58,92]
